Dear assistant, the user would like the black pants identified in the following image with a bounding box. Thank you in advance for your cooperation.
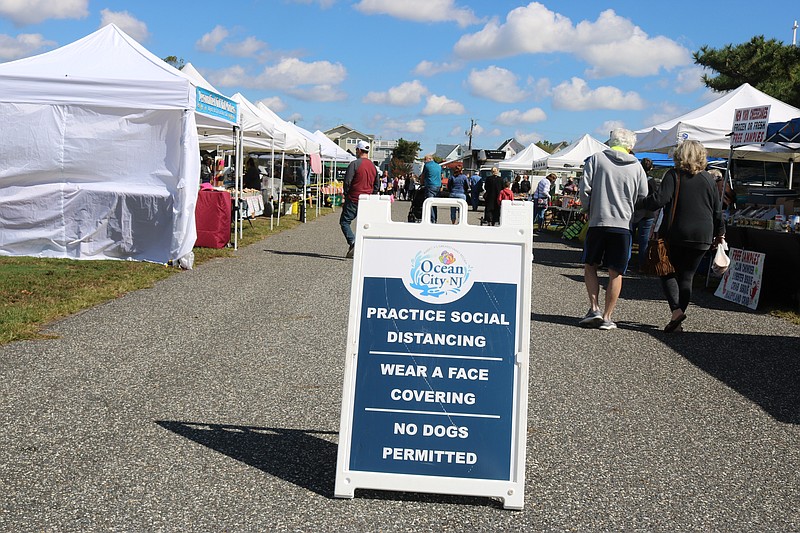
[660,243,707,313]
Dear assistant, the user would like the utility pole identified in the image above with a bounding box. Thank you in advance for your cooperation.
[466,118,476,151]
[793,20,798,46]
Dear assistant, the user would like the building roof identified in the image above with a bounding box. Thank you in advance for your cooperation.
[498,138,525,154]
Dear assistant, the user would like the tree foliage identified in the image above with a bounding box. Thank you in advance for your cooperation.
[693,36,800,108]
[391,138,420,176]
[536,140,568,154]
[162,55,185,70]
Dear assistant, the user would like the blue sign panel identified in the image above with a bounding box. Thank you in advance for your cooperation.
[195,86,238,124]
[349,276,517,480]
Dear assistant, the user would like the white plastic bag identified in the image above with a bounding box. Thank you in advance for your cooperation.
[711,239,729,276]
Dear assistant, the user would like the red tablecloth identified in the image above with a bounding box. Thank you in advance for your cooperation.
[195,190,231,248]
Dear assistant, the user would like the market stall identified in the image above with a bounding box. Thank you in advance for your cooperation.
[497,143,549,171]
[636,85,800,307]
[0,24,205,265]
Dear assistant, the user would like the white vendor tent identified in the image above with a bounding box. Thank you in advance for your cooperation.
[256,101,320,155]
[498,143,550,170]
[180,62,240,140]
[313,130,354,162]
[0,24,205,264]
[634,83,800,162]
[194,88,276,151]
[532,134,608,171]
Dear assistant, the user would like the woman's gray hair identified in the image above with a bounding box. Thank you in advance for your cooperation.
[608,128,637,150]
[673,140,707,174]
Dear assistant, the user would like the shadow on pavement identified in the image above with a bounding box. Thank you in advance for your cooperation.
[531,310,800,424]
[264,249,347,261]
[532,312,659,333]
[534,312,800,424]
[657,331,800,425]
[155,421,338,497]
[156,421,508,507]
[356,488,503,509]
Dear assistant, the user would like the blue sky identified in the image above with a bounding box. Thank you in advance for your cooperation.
[0,1,797,155]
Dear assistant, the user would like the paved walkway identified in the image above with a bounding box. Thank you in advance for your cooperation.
[1,200,798,531]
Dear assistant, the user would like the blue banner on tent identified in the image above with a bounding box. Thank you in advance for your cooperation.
[195,87,237,124]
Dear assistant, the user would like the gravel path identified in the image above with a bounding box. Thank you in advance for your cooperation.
[2,200,798,531]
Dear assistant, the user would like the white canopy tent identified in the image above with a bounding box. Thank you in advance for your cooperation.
[198,91,276,151]
[313,130,355,162]
[532,134,609,171]
[0,24,211,264]
[498,143,550,170]
[256,101,320,155]
[634,83,800,162]
[180,62,241,141]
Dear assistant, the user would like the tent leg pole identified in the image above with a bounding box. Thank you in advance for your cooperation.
[277,151,285,226]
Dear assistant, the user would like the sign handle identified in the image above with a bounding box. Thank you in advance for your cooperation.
[420,197,472,226]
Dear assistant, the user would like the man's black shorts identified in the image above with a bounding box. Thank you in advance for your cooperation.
[581,226,632,274]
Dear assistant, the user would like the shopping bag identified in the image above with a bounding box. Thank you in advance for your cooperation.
[711,239,730,276]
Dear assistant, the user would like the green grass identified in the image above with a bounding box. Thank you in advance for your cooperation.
[0,208,333,345]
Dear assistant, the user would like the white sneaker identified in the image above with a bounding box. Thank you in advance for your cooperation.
[579,309,603,328]
[598,319,617,330]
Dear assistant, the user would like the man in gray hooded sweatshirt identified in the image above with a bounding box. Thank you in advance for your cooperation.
[578,128,648,330]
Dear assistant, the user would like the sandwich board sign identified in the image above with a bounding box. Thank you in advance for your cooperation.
[335,196,533,509]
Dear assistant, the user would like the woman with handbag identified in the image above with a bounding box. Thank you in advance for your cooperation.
[638,140,725,332]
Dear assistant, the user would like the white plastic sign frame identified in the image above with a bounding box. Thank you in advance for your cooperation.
[335,196,533,509]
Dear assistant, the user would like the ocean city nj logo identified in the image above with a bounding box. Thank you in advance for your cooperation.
[403,246,473,304]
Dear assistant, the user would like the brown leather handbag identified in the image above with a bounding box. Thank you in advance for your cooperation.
[642,170,681,276]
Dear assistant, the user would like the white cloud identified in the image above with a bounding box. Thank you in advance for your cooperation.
[204,65,246,88]
[384,118,427,134]
[196,25,228,52]
[354,0,480,27]
[471,124,485,136]
[222,36,267,58]
[487,128,502,137]
[288,0,336,7]
[413,60,463,77]
[449,125,465,137]
[208,58,347,94]
[674,66,705,94]
[515,131,543,145]
[422,94,465,115]
[595,120,625,140]
[99,9,149,43]
[495,107,547,126]
[642,102,685,127]
[363,80,428,106]
[258,57,346,89]
[0,32,54,60]
[286,112,303,124]
[288,84,347,102]
[0,0,87,25]
[257,96,287,113]
[466,66,528,103]
[454,4,690,77]
[552,78,646,111]
[573,10,688,77]
[528,76,552,100]
[454,4,572,60]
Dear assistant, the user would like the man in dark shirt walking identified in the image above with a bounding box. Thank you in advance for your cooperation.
[340,140,378,258]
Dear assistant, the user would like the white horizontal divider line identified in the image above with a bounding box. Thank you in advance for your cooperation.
[369,350,503,362]
[364,407,501,419]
